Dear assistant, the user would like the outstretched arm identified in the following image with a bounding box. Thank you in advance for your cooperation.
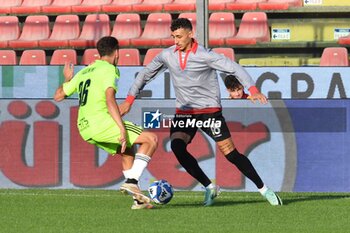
[53,62,74,102]
[120,53,167,115]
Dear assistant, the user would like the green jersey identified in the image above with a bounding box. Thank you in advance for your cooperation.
[63,60,120,140]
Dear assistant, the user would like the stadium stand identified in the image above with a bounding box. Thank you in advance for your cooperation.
[8,15,50,48]
[0,16,20,48]
[0,50,17,65]
[209,12,236,46]
[39,15,80,48]
[81,48,99,65]
[102,0,143,12]
[319,47,349,67]
[19,49,47,65]
[71,0,112,13]
[212,47,235,61]
[111,13,142,47]
[226,0,266,11]
[131,13,172,47]
[10,0,52,14]
[303,0,350,6]
[225,12,270,45]
[50,49,77,65]
[208,0,236,11]
[42,0,82,14]
[239,57,302,66]
[69,14,111,48]
[143,48,163,66]
[271,20,350,43]
[132,0,173,12]
[338,35,350,45]
[118,48,141,66]
[0,0,22,14]
[163,0,196,12]
[258,0,302,10]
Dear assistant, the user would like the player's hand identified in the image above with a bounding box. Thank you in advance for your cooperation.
[247,93,268,104]
[63,62,74,82]
[119,132,127,154]
[119,101,131,116]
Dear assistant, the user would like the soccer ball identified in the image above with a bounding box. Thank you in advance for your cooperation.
[148,179,174,204]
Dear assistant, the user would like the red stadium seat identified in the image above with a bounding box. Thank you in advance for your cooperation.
[209,12,236,46]
[143,48,163,66]
[225,12,270,45]
[111,13,142,47]
[9,15,50,48]
[102,0,142,12]
[131,13,172,47]
[71,0,112,13]
[69,14,111,48]
[208,0,236,11]
[338,35,350,45]
[19,50,46,65]
[258,0,302,10]
[0,16,20,48]
[50,49,78,65]
[163,0,196,12]
[118,48,141,66]
[42,0,82,14]
[212,47,235,61]
[0,50,17,65]
[0,0,22,14]
[81,48,99,65]
[11,0,52,14]
[320,47,349,67]
[39,15,80,48]
[132,0,173,12]
[226,0,266,11]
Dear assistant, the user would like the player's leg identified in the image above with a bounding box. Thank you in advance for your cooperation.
[119,121,157,204]
[219,139,282,205]
[210,112,282,205]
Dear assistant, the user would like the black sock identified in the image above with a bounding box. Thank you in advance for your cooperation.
[126,178,138,184]
[171,139,211,187]
[225,149,264,189]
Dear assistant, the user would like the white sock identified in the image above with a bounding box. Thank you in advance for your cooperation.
[206,183,215,189]
[128,153,151,181]
[122,169,132,179]
[258,184,268,195]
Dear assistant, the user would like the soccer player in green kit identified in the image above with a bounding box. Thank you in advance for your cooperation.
[54,36,156,210]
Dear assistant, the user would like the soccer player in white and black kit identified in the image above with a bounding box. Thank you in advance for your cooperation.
[121,18,282,206]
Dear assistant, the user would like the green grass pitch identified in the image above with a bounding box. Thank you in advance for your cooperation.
[0,189,349,233]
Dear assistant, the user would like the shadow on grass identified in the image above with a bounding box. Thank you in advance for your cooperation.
[165,193,350,208]
[280,193,350,205]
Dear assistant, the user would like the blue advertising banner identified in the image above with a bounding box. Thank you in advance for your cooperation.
[0,99,349,192]
[1,66,350,99]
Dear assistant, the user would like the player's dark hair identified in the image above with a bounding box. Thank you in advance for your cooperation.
[224,75,243,90]
[170,18,193,31]
[96,36,119,57]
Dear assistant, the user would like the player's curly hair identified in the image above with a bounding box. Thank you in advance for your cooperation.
[170,18,193,31]
[97,36,119,57]
[224,75,243,90]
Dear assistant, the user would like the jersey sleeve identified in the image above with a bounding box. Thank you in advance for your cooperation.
[62,76,79,97]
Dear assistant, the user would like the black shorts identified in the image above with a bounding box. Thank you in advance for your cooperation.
[170,111,231,142]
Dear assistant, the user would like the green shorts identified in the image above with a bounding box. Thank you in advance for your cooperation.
[86,120,143,154]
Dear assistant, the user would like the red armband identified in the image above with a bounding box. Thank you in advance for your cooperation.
[125,95,135,105]
[248,86,259,95]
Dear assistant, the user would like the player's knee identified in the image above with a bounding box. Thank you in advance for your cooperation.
[146,132,158,150]
[218,140,234,155]
[171,138,187,155]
